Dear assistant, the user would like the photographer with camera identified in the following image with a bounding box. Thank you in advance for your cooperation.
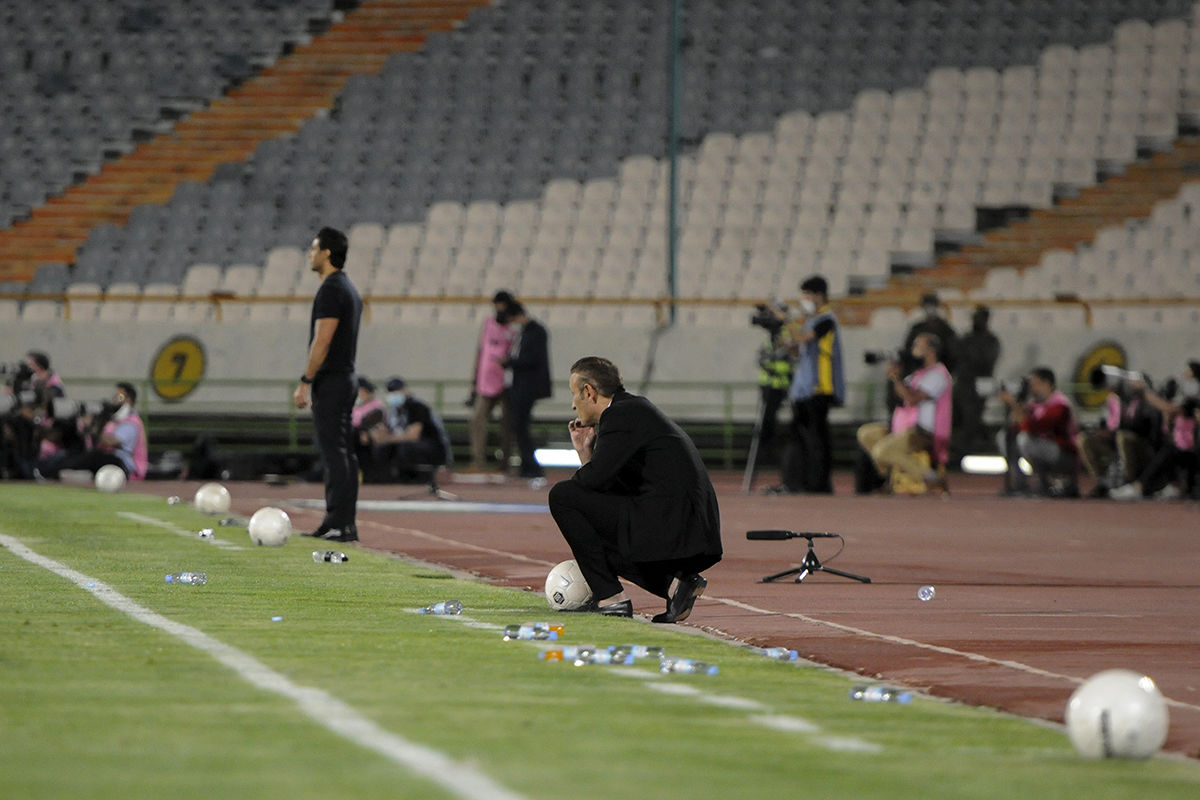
[996,367,1080,498]
[750,298,794,472]
[1,352,69,479]
[35,382,147,483]
[1076,370,1163,498]
[856,332,951,495]
[764,276,844,495]
[1108,361,1200,501]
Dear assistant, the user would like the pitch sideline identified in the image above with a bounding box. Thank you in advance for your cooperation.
[0,531,527,800]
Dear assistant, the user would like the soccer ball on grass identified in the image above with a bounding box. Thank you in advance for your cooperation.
[94,464,126,493]
[544,559,593,611]
[248,506,291,547]
[193,482,231,514]
[1065,669,1169,759]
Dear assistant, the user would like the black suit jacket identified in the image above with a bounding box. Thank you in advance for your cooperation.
[572,391,723,562]
[508,318,552,401]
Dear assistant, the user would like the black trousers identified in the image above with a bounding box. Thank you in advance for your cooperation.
[312,373,359,529]
[37,448,126,478]
[509,390,543,478]
[548,479,718,601]
[782,394,834,493]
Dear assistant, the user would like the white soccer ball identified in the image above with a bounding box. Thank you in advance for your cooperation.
[94,464,126,493]
[248,506,291,547]
[193,482,231,514]
[1065,669,1169,759]
[545,559,593,611]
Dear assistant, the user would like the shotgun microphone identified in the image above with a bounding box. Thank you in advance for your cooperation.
[746,530,839,540]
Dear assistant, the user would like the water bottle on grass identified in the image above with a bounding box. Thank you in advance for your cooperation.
[419,600,462,615]
[165,572,207,585]
[660,658,718,675]
[849,685,912,704]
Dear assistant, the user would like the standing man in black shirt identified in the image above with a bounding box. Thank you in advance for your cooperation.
[294,227,363,542]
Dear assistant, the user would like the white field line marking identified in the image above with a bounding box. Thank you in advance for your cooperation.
[0,533,527,800]
[120,512,246,550]
[711,596,1200,714]
[360,519,554,567]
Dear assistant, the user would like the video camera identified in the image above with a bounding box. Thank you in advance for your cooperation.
[1088,364,1146,391]
[863,349,900,365]
[750,302,787,334]
[0,361,33,392]
[975,376,1030,400]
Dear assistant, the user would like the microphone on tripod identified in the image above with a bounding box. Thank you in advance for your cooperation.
[747,530,839,540]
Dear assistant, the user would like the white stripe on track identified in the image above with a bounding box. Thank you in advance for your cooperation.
[710,596,1200,714]
[120,512,247,550]
[0,532,527,800]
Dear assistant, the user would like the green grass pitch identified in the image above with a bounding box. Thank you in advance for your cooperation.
[1,484,1197,799]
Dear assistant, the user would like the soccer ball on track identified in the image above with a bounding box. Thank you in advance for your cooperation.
[1065,669,1169,759]
[544,559,593,611]
[248,506,291,547]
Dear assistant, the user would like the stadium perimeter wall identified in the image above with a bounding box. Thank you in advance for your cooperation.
[4,318,1194,422]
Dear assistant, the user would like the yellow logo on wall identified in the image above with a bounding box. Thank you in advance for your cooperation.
[1073,340,1126,409]
[150,336,206,401]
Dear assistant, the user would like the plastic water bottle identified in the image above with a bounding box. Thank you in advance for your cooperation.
[198,528,214,540]
[540,645,592,662]
[574,649,634,667]
[610,644,665,662]
[849,685,912,704]
[762,646,799,661]
[502,623,558,641]
[166,495,181,505]
[660,658,718,675]
[165,572,207,585]
[917,585,936,602]
[312,550,349,564]
[418,600,462,615]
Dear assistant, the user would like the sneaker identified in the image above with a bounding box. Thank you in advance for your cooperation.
[1108,483,1142,501]
[310,525,358,542]
[1154,484,1182,500]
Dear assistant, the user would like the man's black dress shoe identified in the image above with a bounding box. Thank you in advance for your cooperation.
[597,599,633,617]
[652,574,707,624]
[304,525,358,542]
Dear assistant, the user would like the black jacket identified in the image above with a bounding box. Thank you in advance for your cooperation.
[508,318,552,401]
[572,391,723,563]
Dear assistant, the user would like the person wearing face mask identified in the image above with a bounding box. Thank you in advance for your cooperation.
[364,377,451,482]
[35,382,147,482]
[466,290,516,473]
[1109,362,1200,501]
[766,275,845,494]
[996,366,1080,498]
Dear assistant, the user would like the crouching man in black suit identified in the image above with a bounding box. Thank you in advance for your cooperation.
[548,356,723,622]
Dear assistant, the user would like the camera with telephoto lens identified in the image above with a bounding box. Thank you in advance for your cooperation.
[1088,364,1146,391]
[975,376,1030,401]
[863,349,900,365]
[750,303,787,333]
[0,361,33,392]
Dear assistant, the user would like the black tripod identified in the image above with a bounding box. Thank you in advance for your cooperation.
[747,529,871,584]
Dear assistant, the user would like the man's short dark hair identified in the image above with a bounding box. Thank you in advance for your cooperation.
[799,275,828,296]
[26,351,50,371]
[1030,366,1056,387]
[570,356,625,398]
[316,227,348,269]
[116,381,137,406]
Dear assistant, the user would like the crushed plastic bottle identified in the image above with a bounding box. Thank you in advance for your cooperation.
[164,571,207,585]
[418,600,463,615]
[166,495,181,505]
[312,550,349,564]
[917,585,936,602]
[762,646,799,661]
[660,658,718,675]
[198,528,214,540]
[574,649,634,666]
[540,645,592,662]
[502,623,559,641]
[849,685,912,704]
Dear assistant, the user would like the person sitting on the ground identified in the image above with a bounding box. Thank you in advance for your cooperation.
[360,377,451,482]
[1077,376,1163,498]
[856,332,952,495]
[996,367,1080,498]
[36,382,147,482]
[1109,361,1199,501]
